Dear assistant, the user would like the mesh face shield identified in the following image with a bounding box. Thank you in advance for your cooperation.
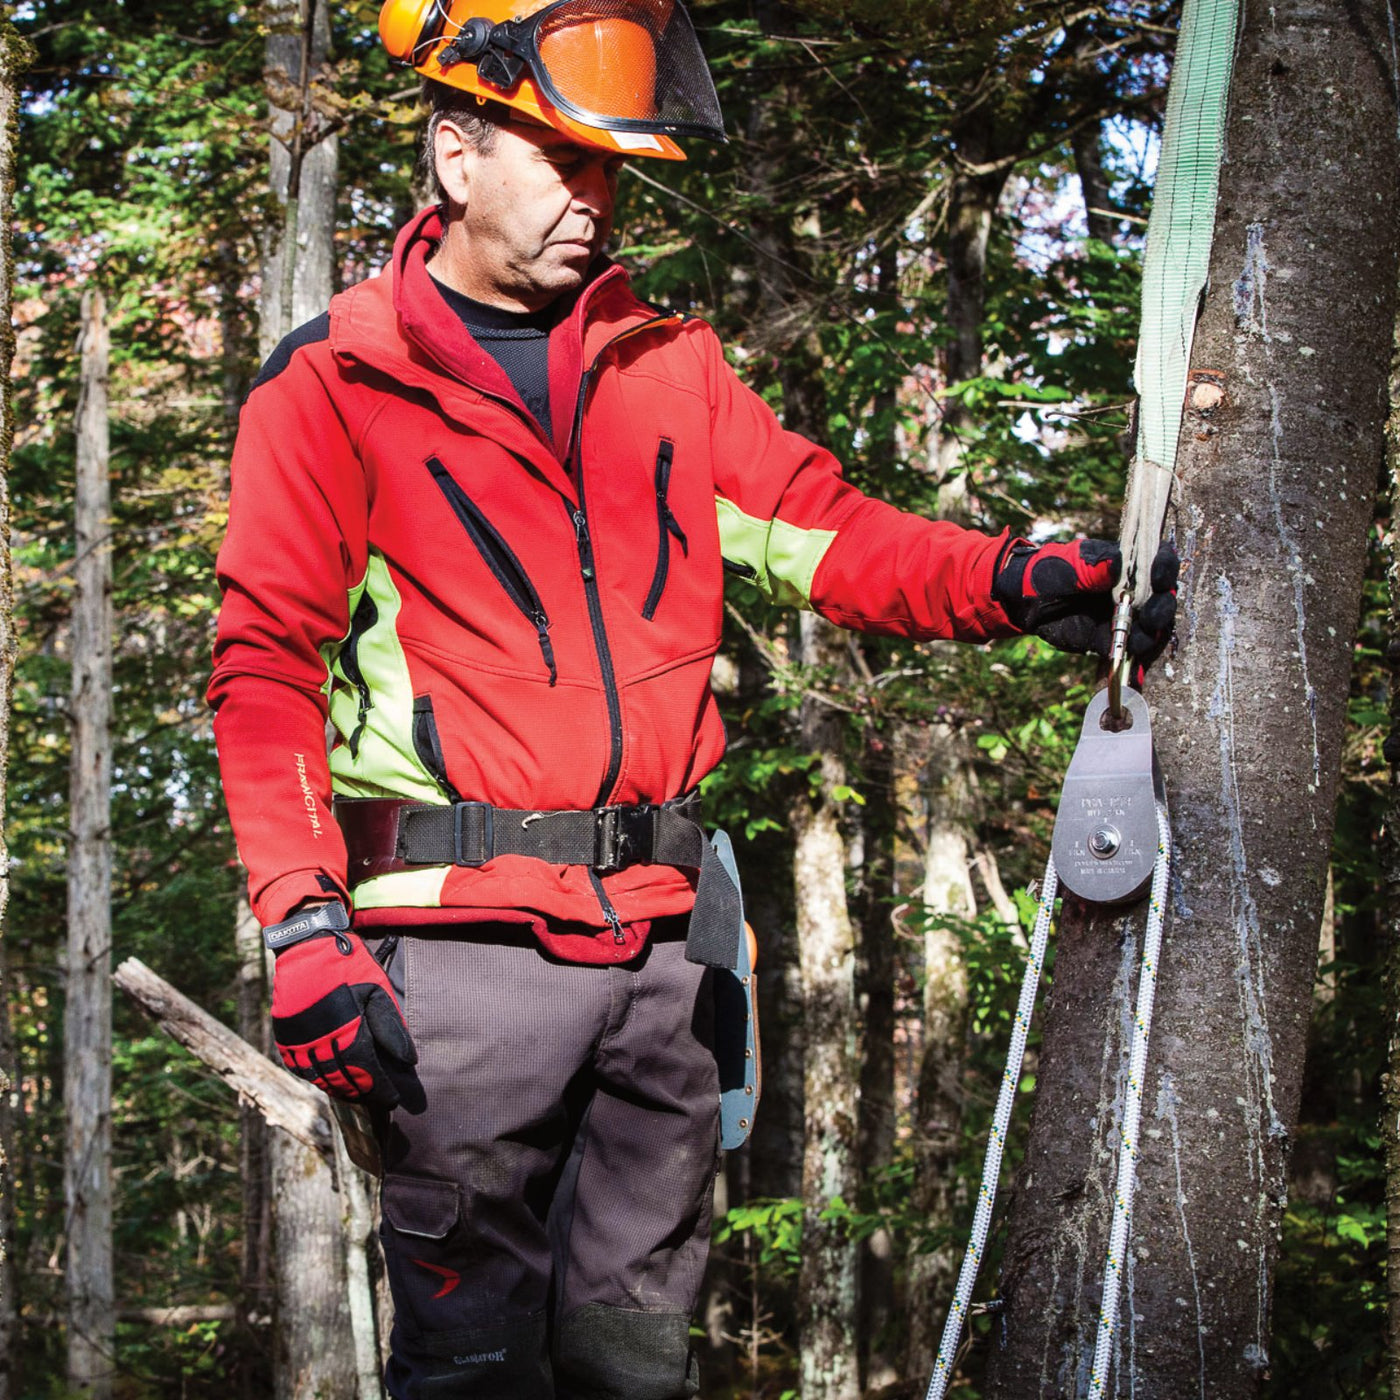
[533,0,722,137]
[444,0,724,141]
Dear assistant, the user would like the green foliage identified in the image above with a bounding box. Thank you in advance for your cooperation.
[715,1198,806,1276]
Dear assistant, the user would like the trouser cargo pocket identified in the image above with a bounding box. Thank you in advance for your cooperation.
[381,1172,464,1337]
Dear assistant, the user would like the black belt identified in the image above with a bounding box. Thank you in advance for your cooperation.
[333,792,741,968]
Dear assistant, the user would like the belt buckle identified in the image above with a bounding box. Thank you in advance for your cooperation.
[453,801,494,867]
[593,805,655,873]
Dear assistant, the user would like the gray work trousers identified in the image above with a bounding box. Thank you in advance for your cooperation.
[368,921,718,1399]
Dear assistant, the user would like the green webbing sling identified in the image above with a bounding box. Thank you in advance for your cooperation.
[1119,0,1240,605]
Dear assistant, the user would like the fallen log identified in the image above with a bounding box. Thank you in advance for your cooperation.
[112,957,333,1162]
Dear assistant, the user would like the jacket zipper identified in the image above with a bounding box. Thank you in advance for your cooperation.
[339,590,379,759]
[411,695,461,800]
[564,314,685,939]
[588,870,627,946]
[642,438,688,621]
[566,489,621,804]
[425,457,558,686]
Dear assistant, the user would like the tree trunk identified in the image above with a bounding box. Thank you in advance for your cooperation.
[270,1143,354,1400]
[790,615,861,1400]
[66,287,115,1399]
[1073,121,1120,245]
[855,240,903,1394]
[985,3,1400,1395]
[235,894,272,1320]
[258,5,363,1394]
[855,718,899,1392]
[113,958,335,1158]
[932,141,1009,493]
[905,723,978,1378]
[260,0,338,351]
[333,1134,384,1399]
[0,24,25,1397]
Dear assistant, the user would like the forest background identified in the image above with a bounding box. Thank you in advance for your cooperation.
[3,0,1399,1396]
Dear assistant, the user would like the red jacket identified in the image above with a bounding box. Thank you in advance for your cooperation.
[210,208,1018,963]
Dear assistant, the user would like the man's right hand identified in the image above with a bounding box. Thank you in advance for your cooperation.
[271,925,418,1110]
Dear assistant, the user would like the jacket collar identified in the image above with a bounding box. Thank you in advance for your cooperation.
[328,209,682,500]
[330,208,655,445]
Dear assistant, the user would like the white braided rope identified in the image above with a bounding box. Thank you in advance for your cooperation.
[1088,800,1173,1397]
[924,852,1060,1400]
[924,802,1173,1399]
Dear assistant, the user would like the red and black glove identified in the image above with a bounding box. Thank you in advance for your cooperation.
[270,913,419,1110]
[993,536,1177,660]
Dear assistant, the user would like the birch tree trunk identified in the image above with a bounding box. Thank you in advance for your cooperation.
[985,3,1400,1394]
[257,4,363,1394]
[905,724,978,1376]
[790,615,861,1400]
[66,287,114,1398]
[0,24,26,1397]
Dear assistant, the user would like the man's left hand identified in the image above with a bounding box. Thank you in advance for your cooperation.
[993,537,1178,659]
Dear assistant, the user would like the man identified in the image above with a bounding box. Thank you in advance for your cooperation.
[209,2,1176,1395]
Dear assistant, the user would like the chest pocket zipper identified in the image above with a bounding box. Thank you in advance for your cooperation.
[426,456,559,686]
[642,439,688,622]
[339,589,378,758]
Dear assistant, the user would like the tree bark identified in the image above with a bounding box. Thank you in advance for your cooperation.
[234,895,272,1335]
[984,3,1400,1395]
[1073,121,1120,245]
[0,24,25,1398]
[905,723,978,1378]
[260,0,338,353]
[932,160,1009,493]
[855,718,899,1392]
[66,287,115,1399]
[853,241,903,1393]
[790,617,861,1400]
[255,4,363,1393]
[333,1132,386,1397]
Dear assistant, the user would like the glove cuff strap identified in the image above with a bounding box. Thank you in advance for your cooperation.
[991,538,1036,618]
[263,901,351,954]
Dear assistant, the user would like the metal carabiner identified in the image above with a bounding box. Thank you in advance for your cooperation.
[1106,592,1134,725]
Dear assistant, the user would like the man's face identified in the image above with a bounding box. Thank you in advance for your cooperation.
[437,118,625,312]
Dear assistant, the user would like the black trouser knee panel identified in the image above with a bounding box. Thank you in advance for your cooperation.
[553,1303,698,1400]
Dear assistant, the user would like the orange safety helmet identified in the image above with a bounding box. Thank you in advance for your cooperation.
[379,0,725,161]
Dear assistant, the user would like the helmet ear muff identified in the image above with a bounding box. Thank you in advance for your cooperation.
[378,0,451,64]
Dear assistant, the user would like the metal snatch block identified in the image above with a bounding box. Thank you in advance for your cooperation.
[1051,688,1160,904]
